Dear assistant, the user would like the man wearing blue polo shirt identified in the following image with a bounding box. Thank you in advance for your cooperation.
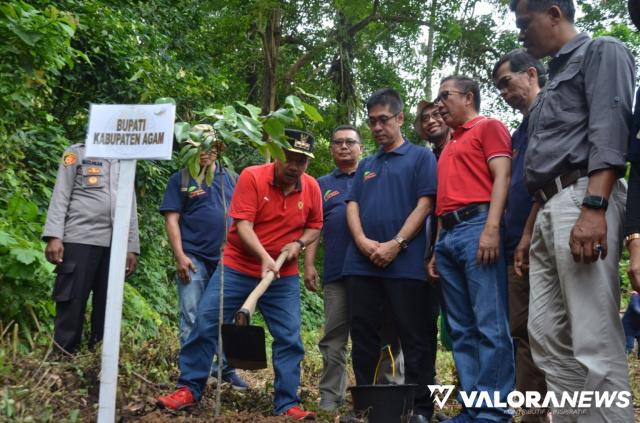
[344,88,440,423]
[160,133,246,390]
[304,124,403,411]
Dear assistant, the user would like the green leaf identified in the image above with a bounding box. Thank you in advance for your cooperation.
[262,117,285,138]
[236,102,261,120]
[128,69,144,82]
[266,142,285,162]
[155,97,176,105]
[205,164,214,186]
[11,248,39,266]
[302,103,323,122]
[217,128,243,146]
[295,86,323,102]
[8,26,43,47]
[222,156,235,172]
[0,230,16,247]
[174,122,191,142]
[187,154,201,178]
[222,105,238,125]
[285,95,304,113]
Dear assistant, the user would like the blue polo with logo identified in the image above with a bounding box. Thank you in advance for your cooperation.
[318,168,356,284]
[160,167,235,265]
[504,116,533,264]
[343,140,437,281]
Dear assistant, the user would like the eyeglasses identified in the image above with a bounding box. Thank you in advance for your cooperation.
[434,90,467,103]
[331,138,360,147]
[367,112,399,127]
[421,111,442,122]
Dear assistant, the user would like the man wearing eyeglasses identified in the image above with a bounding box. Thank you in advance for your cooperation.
[509,0,634,421]
[343,88,440,423]
[430,75,514,423]
[304,125,404,411]
[492,49,547,423]
[414,100,451,159]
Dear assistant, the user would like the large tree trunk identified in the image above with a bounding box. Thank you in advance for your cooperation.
[260,8,282,115]
[424,0,438,100]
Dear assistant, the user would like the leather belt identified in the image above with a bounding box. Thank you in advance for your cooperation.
[534,169,588,203]
[441,203,490,230]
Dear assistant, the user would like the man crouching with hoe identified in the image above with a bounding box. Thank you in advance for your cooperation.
[157,129,322,420]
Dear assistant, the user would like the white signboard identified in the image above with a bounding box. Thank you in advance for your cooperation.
[86,104,176,160]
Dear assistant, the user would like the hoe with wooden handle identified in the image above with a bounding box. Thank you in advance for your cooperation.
[221,251,288,370]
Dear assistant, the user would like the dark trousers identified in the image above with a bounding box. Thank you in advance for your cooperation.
[52,243,111,353]
[348,276,440,416]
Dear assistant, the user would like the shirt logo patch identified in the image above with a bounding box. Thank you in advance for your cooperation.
[188,185,197,193]
[63,152,77,167]
[189,188,207,198]
[324,190,340,201]
[363,171,377,181]
[87,167,101,175]
[298,201,304,209]
[512,148,519,159]
[87,176,99,185]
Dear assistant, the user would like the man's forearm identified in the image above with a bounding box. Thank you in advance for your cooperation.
[165,213,186,258]
[397,196,433,241]
[236,220,270,261]
[585,168,616,199]
[522,202,541,238]
[299,228,321,250]
[304,237,320,267]
[347,201,366,242]
[487,158,511,228]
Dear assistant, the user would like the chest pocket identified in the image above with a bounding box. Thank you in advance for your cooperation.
[81,165,105,189]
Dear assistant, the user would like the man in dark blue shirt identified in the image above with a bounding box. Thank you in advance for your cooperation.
[160,131,246,390]
[343,88,439,423]
[304,125,404,411]
[493,48,547,423]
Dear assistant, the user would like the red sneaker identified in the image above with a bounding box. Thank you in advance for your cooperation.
[282,405,316,420]
[156,386,196,410]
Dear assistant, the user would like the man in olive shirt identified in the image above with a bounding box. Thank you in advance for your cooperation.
[511,0,634,420]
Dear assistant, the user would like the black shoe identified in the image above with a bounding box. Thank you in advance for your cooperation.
[410,413,432,423]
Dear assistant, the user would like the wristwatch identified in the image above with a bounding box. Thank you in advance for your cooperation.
[294,239,306,251]
[393,235,408,250]
[625,233,640,248]
[581,195,608,211]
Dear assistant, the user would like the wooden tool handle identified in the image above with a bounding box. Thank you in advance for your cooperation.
[239,251,289,317]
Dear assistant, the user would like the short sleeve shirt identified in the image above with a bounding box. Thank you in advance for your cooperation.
[160,167,235,265]
[224,162,323,278]
[436,116,512,216]
[343,141,437,281]
[318,169,356,284]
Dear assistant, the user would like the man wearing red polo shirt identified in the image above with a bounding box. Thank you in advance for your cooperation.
[430,75,514,423]
[157,129,322,420]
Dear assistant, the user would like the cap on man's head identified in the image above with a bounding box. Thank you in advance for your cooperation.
[630,0,640,31]
[414,100,436,139]
[285,128,315,159]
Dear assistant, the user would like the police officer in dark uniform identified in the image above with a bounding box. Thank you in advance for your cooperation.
[43,143,140,354]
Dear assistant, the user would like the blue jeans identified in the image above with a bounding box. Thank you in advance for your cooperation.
[176,254,233,378]
[178,265,304,415]
[435,212,514,422]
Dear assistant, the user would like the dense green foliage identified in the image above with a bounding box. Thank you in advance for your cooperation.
[1,0,638,350]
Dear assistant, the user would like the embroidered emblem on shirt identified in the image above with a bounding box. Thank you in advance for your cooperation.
[87,167,101,175]
[263,196,270,202]
[87,176,99,185]
[324,190,340,201]
[298,201,304,210]
[363,171,377,181]
[189,188,206,198]
[63,152,77,167]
